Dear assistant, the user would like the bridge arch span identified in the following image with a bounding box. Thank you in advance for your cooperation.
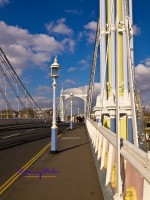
[59,89,88,121]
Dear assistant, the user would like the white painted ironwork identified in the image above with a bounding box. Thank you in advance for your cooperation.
[59,88,88,121]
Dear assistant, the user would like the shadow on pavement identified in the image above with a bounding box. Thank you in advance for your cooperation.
[58,142,89,153]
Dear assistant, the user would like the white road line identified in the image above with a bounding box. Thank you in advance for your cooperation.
[26,129,35,132]
[61,137,80,140]
[2,133,21,139]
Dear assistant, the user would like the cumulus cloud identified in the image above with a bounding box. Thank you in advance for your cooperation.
[64,79,77,85]
[133,25,141,36]
[0,0,9,7]
[135,64,150,92]
[67,67,77,72]
[78,59,90,70]
[32,96,53,108]
[135,63,150,109]
[84,21,97,43]
[65,9,82,16]
[45,18,73,36]
[77,32,83,41]
[0,20,75,75]
[84,21,97,31]
[144,58,150,66]
[64,85,88,95]
[35,85,51,96]
[61,38,75,53]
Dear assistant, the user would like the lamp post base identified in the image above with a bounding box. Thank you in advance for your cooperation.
[51,150,58,154]
[51,126,58,153]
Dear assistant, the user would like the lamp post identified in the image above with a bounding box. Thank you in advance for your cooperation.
[70,93,74,129]
[77,107,80,116]
[50,57,60,153]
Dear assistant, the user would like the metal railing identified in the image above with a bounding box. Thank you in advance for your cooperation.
[85,118,150,200]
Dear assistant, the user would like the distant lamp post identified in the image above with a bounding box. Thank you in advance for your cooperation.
[70,93,74,129]
[77,108,80,116]
[50,56,60,153]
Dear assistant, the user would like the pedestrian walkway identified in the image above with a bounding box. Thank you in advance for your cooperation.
[1,124,104,200]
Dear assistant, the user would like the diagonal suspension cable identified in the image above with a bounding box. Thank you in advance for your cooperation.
[123,0,138,146]
[86,18,100,117]
[0,63,27,110]
[0,47,45,116]
[0,86,14,117]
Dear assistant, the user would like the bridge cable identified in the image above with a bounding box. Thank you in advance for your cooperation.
[0,47,45,117]
[123,0,139,147]
[86,18,100,118]
[0,63,27,110]
[0,86,14,117]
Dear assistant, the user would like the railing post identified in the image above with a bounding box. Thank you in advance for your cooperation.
[145,151,150,169]
[105,143,115,185]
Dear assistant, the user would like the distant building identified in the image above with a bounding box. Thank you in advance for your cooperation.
[144,112,150,128]
[34,108,53,119]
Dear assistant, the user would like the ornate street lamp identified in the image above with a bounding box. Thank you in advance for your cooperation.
[70,93,74,129]
[50,56,60,153]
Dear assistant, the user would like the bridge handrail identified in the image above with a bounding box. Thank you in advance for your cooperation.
[121,139,150,184]
[86,118,150,186]
[85,118,150,200]
[87,118,116,147]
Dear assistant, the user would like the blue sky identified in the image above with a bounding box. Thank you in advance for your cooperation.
[0,0,150,111]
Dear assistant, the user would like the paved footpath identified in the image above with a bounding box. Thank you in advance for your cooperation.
[1,124,104,200]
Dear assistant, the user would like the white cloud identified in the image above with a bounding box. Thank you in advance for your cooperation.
[65,9,82,16]
[31,52,50,65]
[84,21,97,31]
[0,0,9,7]
[32,34,63,53]
[77,32,83,41]
[45,18,73,36]
[84,31,96,43]
[33,96,53,108]
[79,59,90,70]
[67,67,77,72]
[61,38,75,53]
[35,85,51,96]
[79,59,88,65]
[133,25,141,36]
[135,63,150,108]
[64,79,76,85]
[84,21,97,43]
[0,21,75,75]
[144,58,150,66]
[64,85,88,95]
[135,64,150,92]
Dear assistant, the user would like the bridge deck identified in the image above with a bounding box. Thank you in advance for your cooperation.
[2,124,104,200]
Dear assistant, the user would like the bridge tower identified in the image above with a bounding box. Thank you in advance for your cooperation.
[94,0,138,145]
[59,88,88,122]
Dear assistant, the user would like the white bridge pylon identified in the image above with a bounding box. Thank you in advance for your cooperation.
[59,88,88,122]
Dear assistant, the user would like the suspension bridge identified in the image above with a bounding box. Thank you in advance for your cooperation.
[0,0,150,200]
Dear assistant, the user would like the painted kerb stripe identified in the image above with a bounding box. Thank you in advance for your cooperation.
[0,134,62,195]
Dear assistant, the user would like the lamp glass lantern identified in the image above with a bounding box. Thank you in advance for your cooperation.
[50,57,60,78]
[70,93,74,100]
